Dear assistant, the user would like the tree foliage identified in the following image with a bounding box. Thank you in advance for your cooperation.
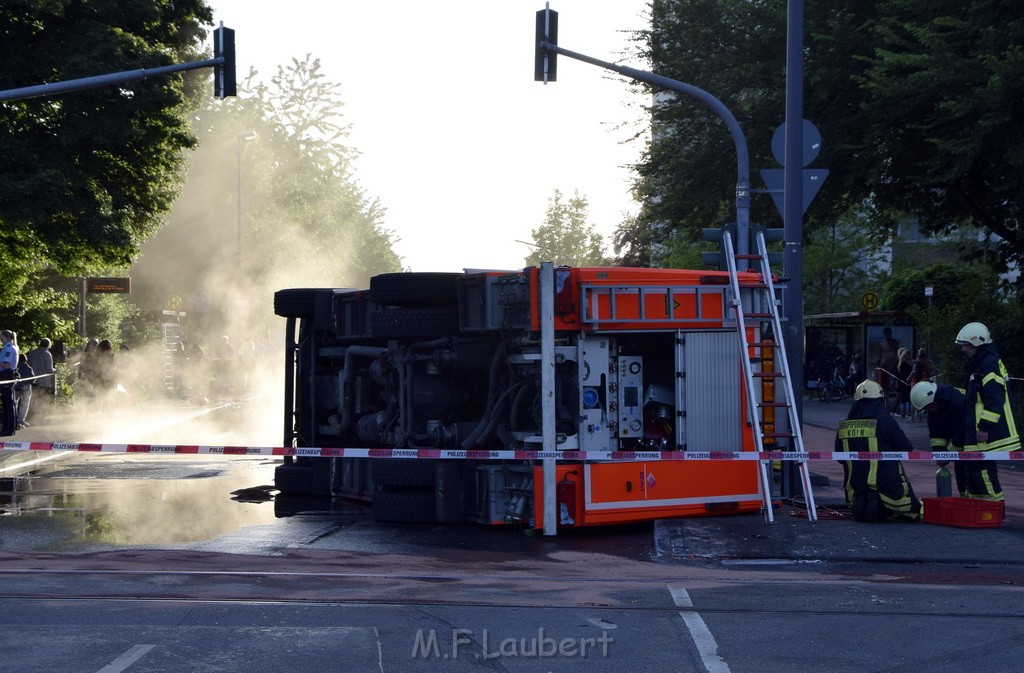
[882,262,1024,387]
[623,0,1024,272]
[237,57,402,288]
[861,1,1024,270]
[0,0,213,341]
[524,190,610,267]
[131,56,403,341]
[803,211,886,314]
[0,0,212,277]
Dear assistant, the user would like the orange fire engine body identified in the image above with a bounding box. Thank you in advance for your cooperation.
[275,265,773,529]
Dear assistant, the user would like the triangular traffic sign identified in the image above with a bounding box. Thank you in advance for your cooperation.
[760,168,829,218]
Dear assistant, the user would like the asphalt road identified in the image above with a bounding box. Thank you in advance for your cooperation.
[1,398,1023,672]
[1,547,1022,672]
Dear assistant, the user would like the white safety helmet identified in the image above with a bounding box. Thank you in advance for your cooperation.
[910,381,937,411]
[853,379,884,401]
[955,322,990,347]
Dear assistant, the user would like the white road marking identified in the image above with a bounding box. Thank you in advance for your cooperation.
[669,587,731,673]
[374,627,384,672]
[96,644,155,673]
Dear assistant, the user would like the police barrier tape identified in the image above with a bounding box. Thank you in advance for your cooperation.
[0,441,1022,462]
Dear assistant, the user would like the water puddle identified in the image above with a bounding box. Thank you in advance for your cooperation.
[0,455,280,546]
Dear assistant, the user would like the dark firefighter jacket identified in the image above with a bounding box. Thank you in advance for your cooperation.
[835,397,920,518]
[926,385,966,451]
[963,343,1020,452]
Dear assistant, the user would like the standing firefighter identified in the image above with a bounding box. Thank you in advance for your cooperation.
[910,381,968,497]
[836,380,922,522]
[955,322,1019,503]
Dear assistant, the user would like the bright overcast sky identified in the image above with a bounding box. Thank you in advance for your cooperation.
[209,0,651,272]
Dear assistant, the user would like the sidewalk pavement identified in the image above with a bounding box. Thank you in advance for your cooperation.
[658,396,1024,566]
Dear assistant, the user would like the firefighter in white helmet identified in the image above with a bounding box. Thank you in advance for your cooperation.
[910,381,968,496]
[955,322,1019,503]
[835,379,921,522]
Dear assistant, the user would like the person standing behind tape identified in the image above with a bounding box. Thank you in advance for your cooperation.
[13,354,34,430]
[910,381,968,497]
[0,330,20,437]
[955,322,1019,503]
[896,347,914,418]
[27,338,55,395]
[836,379,922,522]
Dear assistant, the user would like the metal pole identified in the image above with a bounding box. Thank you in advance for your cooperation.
[236,131,256,284]
[0,58,222,103]
[927,293,932,357]
[236,138,242,285]
[540,262,557,536]
[79,277,87,338]
[782,0,805,497]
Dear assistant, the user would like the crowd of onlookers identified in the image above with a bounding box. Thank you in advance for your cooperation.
[166,335,272,404]
[0,332,57,437]
[0,330,273,437]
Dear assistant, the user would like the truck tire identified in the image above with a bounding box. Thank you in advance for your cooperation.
[370,306,460,339]
[274,288,319,318]
[370,272,461,307]
[372,489,438,522]
[372,458,438,489]
[274,461,331,496]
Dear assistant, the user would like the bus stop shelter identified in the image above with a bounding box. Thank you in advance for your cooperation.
[804,311,916,395]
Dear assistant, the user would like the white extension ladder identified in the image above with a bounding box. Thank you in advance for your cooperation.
[724,231,818,523]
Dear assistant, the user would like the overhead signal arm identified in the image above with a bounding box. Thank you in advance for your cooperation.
[0,24,238,103]
[533,6,752,260]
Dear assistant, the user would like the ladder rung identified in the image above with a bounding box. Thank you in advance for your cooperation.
[758,402,789,408]
[750,342,777,348]
[733,254,762,259]
[762,432,795,439]
[743,313,773,319]
[753,372,783,378]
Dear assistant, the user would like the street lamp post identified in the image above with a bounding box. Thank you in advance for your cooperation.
[925,285,934,357]
[236,131,257,284]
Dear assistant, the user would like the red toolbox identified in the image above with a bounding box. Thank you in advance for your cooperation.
[923,497,1004,528]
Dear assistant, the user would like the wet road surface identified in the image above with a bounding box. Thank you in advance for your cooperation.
[2,399,1024,671]
[0,453,280,551]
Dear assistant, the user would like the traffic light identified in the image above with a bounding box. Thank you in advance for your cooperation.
[701,222,736,270]
[214,25,236,98]
[534,7,558,82]
[752,223,784,267]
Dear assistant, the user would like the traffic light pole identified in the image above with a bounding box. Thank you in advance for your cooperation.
[781,0,805,498]
[0,59,222,103]
[539,5,807,499]
[0,25,235,103]
[537,41,752,261]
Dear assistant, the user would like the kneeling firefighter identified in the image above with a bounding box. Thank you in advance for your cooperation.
[836,380,922,522]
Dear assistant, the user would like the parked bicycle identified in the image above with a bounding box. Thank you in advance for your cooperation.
[816,361,848,402]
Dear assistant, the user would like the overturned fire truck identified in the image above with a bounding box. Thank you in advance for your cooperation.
[274,251,814,531]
